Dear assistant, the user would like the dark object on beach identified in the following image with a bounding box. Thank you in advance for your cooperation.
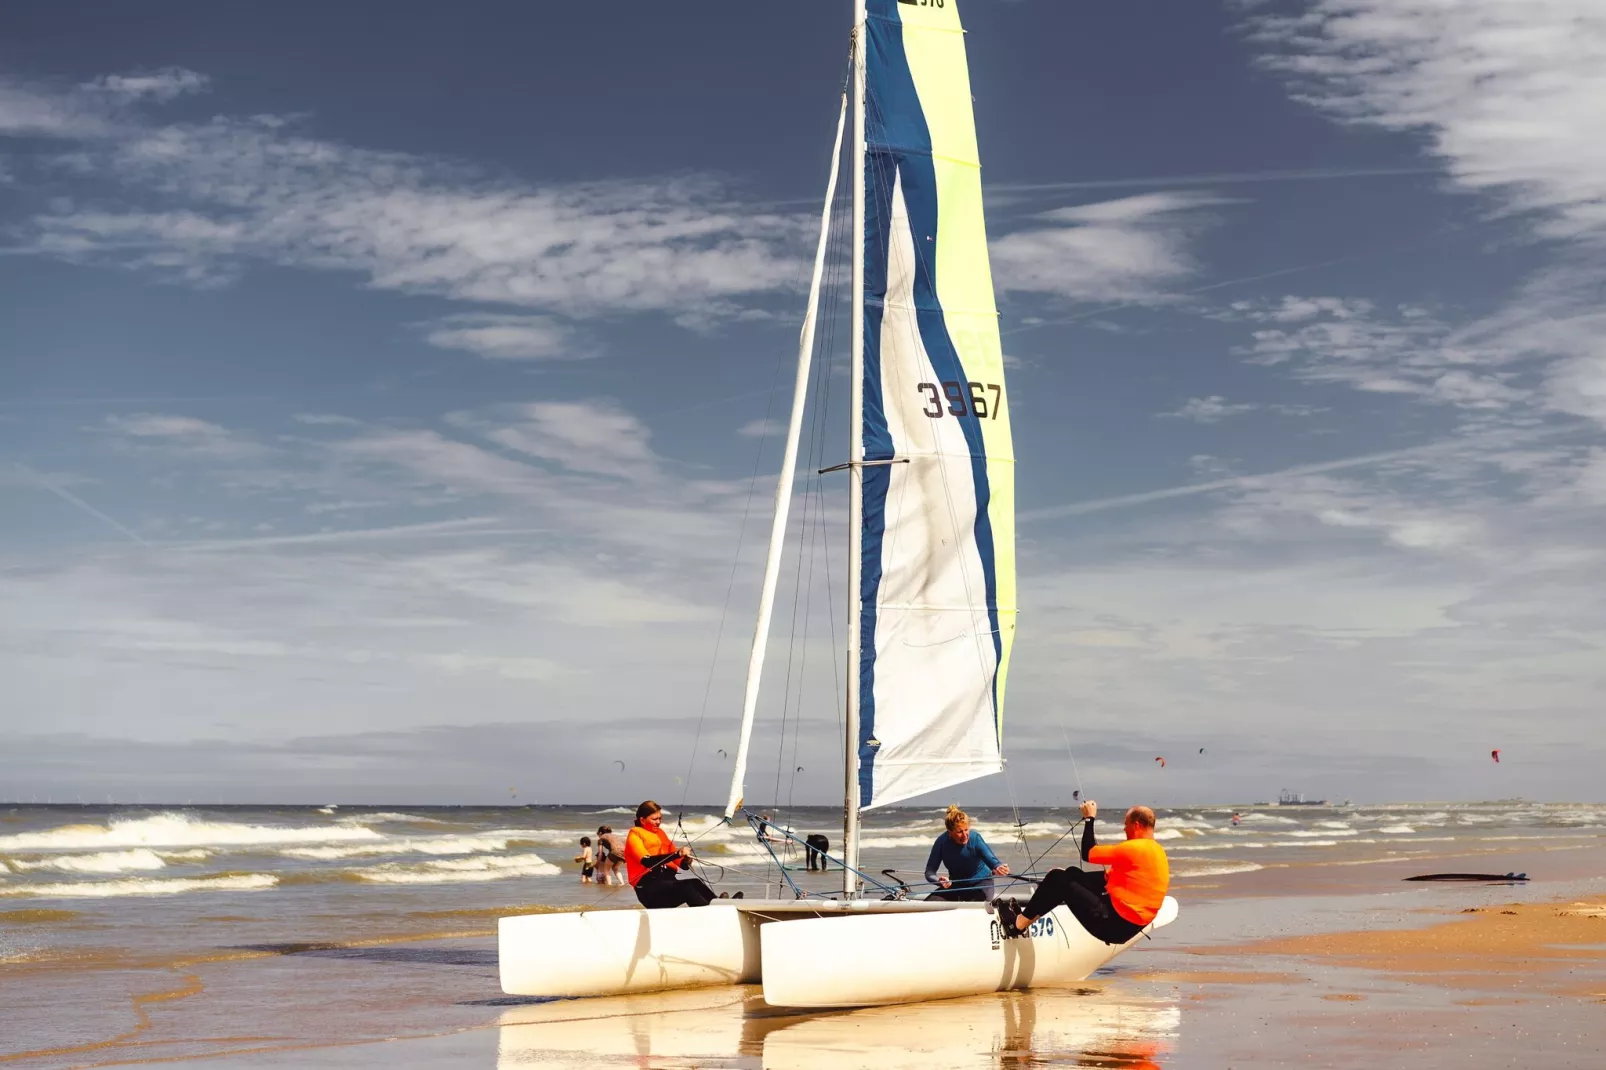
[805,833,830,871]
[1403,872,1528,882]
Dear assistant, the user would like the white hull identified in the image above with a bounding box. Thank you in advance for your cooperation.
[498,898,960,998]
[760,895,1180,1008]
[498,895,1177,1008]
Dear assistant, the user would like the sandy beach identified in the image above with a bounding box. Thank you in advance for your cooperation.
[3,806,1603,1067]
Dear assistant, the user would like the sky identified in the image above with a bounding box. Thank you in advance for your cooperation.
[3,1,1603,807]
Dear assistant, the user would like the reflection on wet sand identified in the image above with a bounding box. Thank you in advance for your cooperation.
[495,984,1178,1068]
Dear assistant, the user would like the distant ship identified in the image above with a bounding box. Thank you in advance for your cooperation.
[1276,790,1329,806]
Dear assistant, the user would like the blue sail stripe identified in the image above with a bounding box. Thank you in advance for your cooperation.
[859,3,1004,808]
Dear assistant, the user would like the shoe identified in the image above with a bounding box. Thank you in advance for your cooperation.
[718,892,730,898]
[992,897,1027,938]
[731,891,745,899]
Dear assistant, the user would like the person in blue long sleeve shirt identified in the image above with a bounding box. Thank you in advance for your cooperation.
[924,805,1010,901]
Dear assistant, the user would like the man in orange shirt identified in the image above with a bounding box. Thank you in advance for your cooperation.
[996,799,1168,944]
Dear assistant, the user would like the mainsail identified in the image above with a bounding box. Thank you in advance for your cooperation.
[856,0,1015,810]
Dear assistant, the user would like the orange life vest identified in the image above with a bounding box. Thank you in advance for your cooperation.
[624,825,683,887]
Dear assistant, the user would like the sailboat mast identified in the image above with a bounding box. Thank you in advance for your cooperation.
[843,0,867,898]
[722,93,849,821]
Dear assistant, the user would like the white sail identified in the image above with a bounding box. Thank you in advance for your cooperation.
[853,0,1016,810]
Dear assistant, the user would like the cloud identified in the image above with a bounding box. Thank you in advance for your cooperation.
[1160,396,1258,423]
[292,413,360,427]
[8,96,812,322]
[1227,297,1529,410]
[0,68,207,139]
[103,412,265,457]
[452,400,660,481]
[422,313,582,361]
[1245,1,1606,244]
[737,418,781,439]
[79,68,210,105]
[1244,2,1606,431]
[989,192,1229,304]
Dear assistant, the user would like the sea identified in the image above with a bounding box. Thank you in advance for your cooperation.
[3,801,1603,1066]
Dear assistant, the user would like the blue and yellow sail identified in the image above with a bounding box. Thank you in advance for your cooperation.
[858,0,1016,809]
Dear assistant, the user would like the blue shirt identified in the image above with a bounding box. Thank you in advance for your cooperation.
[924,830,1002,893]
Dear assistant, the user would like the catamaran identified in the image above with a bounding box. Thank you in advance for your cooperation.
[499,0,1177,1009]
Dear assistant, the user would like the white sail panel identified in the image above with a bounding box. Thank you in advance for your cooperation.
[858,0,1015,810]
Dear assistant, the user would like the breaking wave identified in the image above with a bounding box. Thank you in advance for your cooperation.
[1175,862,1263,877]
[350,853,561,884]
[5,848,179,874]
[0,873,278,899]
[0,813,382,853]
[1378,825,1416,835]
[279,832,536,861]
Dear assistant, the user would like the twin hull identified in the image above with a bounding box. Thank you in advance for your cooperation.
[498,896,1178,1008]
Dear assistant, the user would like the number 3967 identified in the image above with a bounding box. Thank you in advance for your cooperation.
[917,381,1002,419]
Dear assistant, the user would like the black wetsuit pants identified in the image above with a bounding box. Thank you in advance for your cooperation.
[1021,867,1143,944]
[634,875,717,909]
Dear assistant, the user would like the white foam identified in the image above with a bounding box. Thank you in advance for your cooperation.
[1152,829,1184,841]
[280,831,532,861]
[339,812,435,825]
[6,849,169,875]
[1,874,278,898]
[1315,821,1352,830]
[1236,814,1298,825]
[1177,862,1263,877]
[352,853,561,885]
[0,813,383,852]
[585,808,634,816]
[1283,828,1358,838]
[1378,825,1416,835]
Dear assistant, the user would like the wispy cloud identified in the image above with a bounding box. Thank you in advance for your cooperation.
[1245,1,1606,433]
[5,85,813,324]
[1159,396,1258,423]
[422,313,584,361]
[103,412,267,457]
[1224,296,1528,410]
[989,192,1230,304]
[452,400,660,481]
[79,68,210,105]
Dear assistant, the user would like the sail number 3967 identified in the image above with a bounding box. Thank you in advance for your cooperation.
[918,381,1002,420]
[898,0,946,7]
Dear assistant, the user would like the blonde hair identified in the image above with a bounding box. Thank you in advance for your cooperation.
[943,805,970,832]
[1125,805,1156,830]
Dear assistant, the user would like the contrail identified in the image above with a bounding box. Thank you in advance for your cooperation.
[993,165,1440,196]
[1019,429,1570,523]
[12,462,151,546]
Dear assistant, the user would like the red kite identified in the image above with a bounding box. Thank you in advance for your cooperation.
[1491,749,1500,763]
[1155,756,1167,768]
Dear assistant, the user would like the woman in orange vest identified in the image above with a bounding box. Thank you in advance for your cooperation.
[624,799,718,909]
[996,799,1169,944]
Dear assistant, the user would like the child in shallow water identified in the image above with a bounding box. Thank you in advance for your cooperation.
[575,836,595,884]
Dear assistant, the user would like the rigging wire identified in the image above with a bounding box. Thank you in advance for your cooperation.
[680,53,855,824]
[772,129,853,882]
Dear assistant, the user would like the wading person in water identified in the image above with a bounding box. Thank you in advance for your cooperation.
[624,800,722,908]
[995,800,1169,943]
[924,805,1009,901]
